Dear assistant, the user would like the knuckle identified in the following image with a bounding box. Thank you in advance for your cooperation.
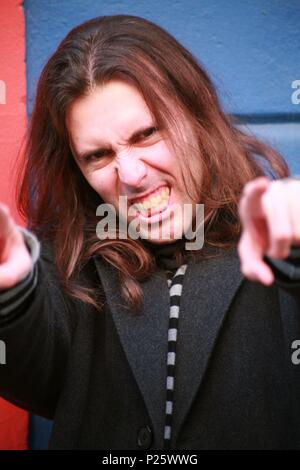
[0,202,9,213]
[242,180,255,197]
[237,241,243,256]
[241,264,255,279]
[237,236,247,255]
[261,192,272,210]
[272,230,292,244]
[0,274,18,289]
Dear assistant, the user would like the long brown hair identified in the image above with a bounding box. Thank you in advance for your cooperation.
[17,15,289,312]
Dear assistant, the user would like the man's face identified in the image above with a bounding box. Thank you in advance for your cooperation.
[67,80,196,243]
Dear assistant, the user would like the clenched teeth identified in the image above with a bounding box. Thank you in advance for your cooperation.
[132,186,170,212]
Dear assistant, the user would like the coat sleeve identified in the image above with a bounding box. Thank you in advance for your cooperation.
[0,230,78,420]
[266,248,300,423]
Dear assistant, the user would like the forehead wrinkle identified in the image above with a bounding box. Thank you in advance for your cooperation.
[71,112,154,155]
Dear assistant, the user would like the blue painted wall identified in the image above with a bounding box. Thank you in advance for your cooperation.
[25,0,300,171]
[24,0,300,449]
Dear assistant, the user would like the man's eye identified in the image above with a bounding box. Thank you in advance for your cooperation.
[141,127,157,139]
[84,150,111,162]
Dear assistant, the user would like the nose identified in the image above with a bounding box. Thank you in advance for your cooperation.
[116,149,147,189]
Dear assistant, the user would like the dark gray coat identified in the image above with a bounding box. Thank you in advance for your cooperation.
[0,244,300,450]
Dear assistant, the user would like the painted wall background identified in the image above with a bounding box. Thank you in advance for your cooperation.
[1,0,299,450]
[25,0,300,172]
[0,0,27,223]
[0,0,28,450]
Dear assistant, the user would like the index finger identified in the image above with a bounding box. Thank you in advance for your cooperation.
[238,177,274,284]
[238,177,271,227]
[0,203,15,239]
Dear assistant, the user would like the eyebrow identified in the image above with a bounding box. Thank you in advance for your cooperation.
[75,123,156,160]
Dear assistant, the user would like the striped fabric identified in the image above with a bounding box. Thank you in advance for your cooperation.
[163,264,187,449]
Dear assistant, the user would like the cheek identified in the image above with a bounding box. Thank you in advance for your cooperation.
[149,142,175,169]
[80,167,117,204]
[153,143,184,188]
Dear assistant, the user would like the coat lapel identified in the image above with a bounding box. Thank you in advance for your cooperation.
[94,247,244,448]
[171,247,244,445]
[94,256,171,447]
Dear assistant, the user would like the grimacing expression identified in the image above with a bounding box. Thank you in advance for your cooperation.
[67,80,197,243]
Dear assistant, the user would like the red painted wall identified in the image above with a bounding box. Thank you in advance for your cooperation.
[0,0,27,224]
[0,0,28,450]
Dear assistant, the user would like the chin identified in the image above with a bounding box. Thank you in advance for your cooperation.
[139,226,184,244]
[144,237,179,245]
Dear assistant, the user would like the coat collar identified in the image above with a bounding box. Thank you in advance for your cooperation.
[170,247,244,446]
[94,256,171,447]
[94,246,244,448]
